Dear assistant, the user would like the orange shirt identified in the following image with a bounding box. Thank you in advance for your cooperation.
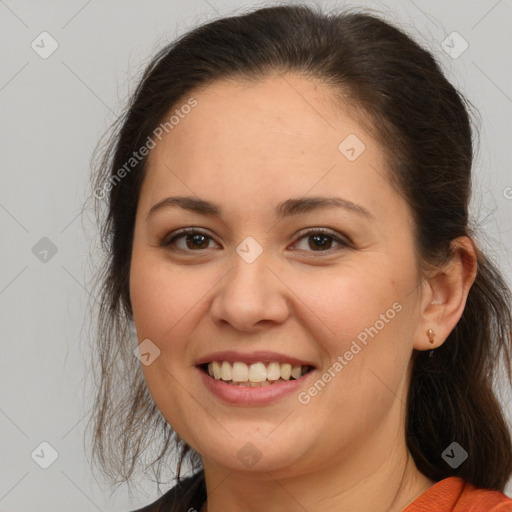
[403,477,512,512]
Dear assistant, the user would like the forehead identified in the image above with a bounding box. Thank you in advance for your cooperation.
[165,73,350,161]
[140,73,407,226]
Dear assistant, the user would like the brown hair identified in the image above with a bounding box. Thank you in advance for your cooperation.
[87,3,512,494]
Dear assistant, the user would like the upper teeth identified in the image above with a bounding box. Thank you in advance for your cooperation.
[207,361,307,382]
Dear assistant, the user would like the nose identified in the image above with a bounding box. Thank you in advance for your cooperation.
[209,250,290,332]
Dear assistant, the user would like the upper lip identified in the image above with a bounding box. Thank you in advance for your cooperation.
[195,350,317,368]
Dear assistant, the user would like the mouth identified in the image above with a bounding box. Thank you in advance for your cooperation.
[198,360,315,387]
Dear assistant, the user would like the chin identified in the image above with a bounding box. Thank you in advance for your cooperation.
[192,429,313,475]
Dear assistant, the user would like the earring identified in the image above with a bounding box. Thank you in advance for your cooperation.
[427,329,435,357]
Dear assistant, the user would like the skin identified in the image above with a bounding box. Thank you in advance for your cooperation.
[129,73,477,512]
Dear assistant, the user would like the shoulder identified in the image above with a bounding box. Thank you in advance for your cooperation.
[404,477,512,512]
[128,470,206,512]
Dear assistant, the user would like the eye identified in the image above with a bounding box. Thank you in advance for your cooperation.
[161,227,351,254]
[291,228,351,253]
[161,228,220,252]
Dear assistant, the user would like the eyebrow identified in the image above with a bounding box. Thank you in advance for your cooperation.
[146,195,373,221]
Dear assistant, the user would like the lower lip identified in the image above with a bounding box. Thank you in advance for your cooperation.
[198,367,316,405]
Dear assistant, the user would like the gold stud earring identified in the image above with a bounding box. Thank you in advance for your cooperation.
[427,329,436,357]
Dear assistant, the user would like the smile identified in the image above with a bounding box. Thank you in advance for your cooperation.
[203,361,313,386]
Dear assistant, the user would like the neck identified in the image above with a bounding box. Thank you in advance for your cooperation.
[200,442,434,512]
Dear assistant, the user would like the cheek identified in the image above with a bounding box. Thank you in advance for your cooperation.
[287,276,414,440]
[130,251,195,342]
[129,251,206,435]
[285,262,417,391]
[289,264,403,341]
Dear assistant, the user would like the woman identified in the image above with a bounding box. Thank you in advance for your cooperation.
[88,4,512,511]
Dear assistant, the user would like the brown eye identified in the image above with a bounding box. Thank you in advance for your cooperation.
[183,233,210,250]
[291,229,351,253]
[307,234,334,251]
[161,229,220,252]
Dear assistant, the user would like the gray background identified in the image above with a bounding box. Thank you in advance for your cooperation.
[1,0,511,510]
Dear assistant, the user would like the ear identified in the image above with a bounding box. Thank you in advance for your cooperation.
[413,236,477,351]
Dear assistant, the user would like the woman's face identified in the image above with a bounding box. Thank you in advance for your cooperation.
[130,73,428,477]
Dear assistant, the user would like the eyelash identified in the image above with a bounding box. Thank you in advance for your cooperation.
[160,227,352,255]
